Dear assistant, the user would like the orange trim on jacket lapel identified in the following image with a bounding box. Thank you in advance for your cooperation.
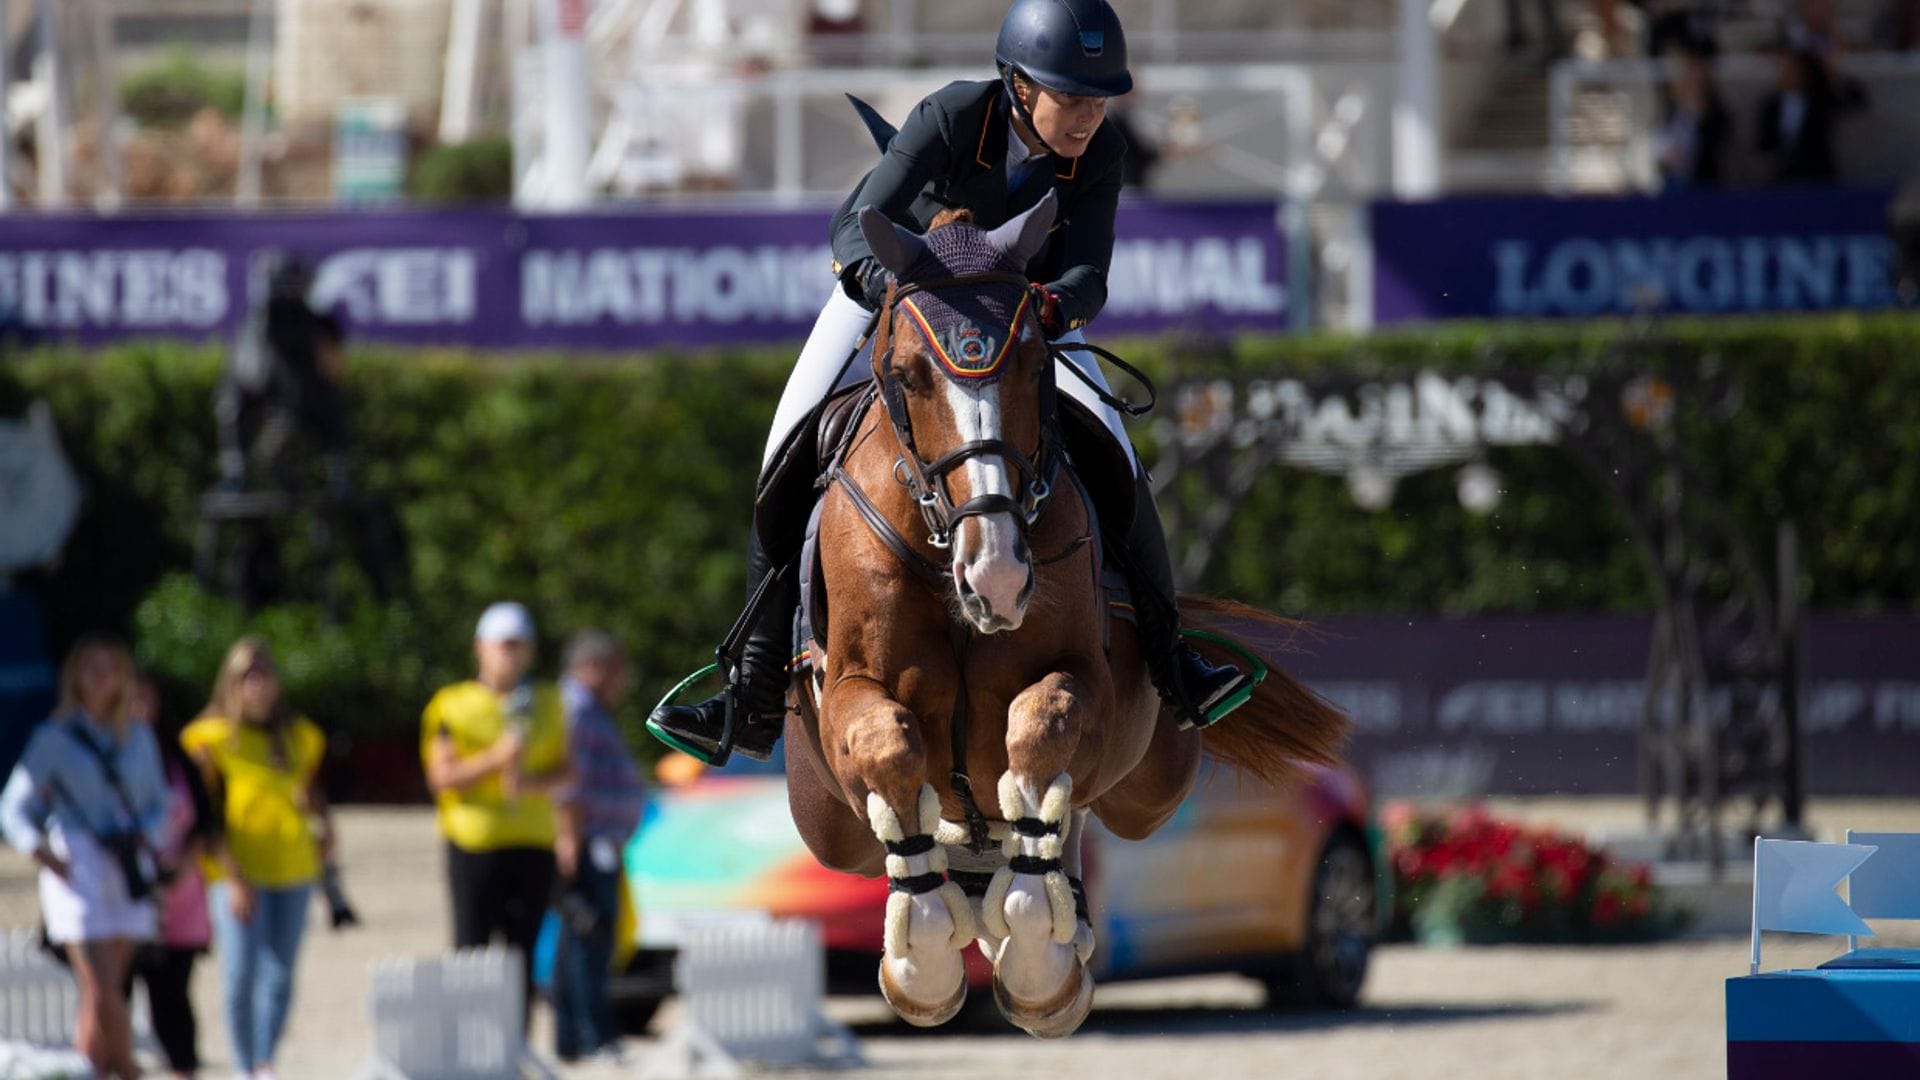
[981,90,1075,181]
[975,94,997,170]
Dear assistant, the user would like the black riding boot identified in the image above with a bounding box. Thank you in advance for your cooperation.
[646,527,794,764]
[650,410,829,764]
[1119,469,1254,729]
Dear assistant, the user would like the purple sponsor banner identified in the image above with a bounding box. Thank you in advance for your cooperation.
[1371,186,1901,324]
[0,209,517,347]
[1228,615,1920,796]
[514,207,835,348]
[1103,199,1287,334]
[0,200,1284,350]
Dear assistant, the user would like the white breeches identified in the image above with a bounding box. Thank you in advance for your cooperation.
[762,286,1139,476]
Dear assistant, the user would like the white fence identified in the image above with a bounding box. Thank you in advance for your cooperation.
[642,917,858,1079]
[356,946,553,1080]
[0,930,78,1049]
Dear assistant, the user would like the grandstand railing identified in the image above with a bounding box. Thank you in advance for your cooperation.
[568,60,1392,330]
[585,0,1400,67]
[577,62,1394,203]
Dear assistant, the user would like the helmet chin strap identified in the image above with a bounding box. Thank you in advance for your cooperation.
[1000,65,1062,160]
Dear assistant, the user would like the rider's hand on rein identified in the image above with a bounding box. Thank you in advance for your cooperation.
[853,258,896,312]
[1031,285,1065,339]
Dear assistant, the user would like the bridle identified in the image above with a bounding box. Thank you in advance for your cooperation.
[815,262,1144,850]
[832,266,1073,852]
[870,269,1063,554]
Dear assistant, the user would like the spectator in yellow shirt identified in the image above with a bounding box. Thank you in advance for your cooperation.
[421,602,571,1014]
[181,637,333,1080]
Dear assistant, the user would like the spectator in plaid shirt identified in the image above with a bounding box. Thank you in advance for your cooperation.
[550,630,646,1064]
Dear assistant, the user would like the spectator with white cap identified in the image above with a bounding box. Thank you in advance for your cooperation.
[420,602,571,1020]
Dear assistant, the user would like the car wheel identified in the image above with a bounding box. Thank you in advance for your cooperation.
[609,947,676,1034]
[1267,829,1376,1010]
[611,991,665,1035]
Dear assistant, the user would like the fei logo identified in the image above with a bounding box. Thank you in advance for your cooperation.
[310,247,477,326]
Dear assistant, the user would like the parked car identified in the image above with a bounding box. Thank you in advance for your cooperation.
[611,753,1380,1029]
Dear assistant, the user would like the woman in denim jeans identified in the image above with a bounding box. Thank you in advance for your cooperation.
[182,638,335,1080]
[0,635,169,1080]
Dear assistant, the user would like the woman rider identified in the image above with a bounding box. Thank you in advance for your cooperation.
[649,0,1250,764]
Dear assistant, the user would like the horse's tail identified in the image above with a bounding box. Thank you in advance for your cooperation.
[1178,595,1351,785]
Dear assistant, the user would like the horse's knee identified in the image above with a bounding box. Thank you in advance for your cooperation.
[838,700,927,809]
[1005,673,1084,777]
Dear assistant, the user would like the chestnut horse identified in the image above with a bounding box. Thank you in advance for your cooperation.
[782,193,1347,1038]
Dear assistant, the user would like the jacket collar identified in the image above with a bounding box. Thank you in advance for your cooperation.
[975,89,1079,183]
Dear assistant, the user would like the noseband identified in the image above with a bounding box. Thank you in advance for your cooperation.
[874,270,1062,552]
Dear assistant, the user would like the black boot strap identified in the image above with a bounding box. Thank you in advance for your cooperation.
[888,871,946,896]
[885,835,937,857]
[948,869,996,897]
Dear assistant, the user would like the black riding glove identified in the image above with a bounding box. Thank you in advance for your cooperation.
[843,258,895,312]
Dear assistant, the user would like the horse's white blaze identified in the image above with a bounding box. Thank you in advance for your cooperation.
[946,378,1029,632]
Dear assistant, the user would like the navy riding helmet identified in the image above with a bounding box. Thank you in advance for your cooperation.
[994,0,1133,99]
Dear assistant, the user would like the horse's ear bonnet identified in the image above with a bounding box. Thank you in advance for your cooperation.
[985,191,1057,267]
[859,207,929,279]
[861,194,1059,379]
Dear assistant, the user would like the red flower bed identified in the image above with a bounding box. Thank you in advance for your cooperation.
[1384,802,1671,944]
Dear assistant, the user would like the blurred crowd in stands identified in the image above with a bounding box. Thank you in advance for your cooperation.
[1644,0,1914,190]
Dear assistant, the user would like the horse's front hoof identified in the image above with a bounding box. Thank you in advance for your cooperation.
[878,958,968,1028]
[992,958,1094,1039]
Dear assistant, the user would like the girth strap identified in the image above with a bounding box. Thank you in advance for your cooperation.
[946,618,993,854]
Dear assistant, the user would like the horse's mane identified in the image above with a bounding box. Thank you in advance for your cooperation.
[928,207,975,230]
[897,206,1018,294]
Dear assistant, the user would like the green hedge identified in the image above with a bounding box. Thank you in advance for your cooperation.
[120,48,246,129]
[3,314,1916,759]
[408,139,514,204]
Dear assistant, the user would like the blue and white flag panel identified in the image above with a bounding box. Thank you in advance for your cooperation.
[1753,839,1876,937]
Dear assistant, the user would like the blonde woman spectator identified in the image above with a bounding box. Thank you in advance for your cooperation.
[182,638,334,1080]
[0,635,168,1080]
